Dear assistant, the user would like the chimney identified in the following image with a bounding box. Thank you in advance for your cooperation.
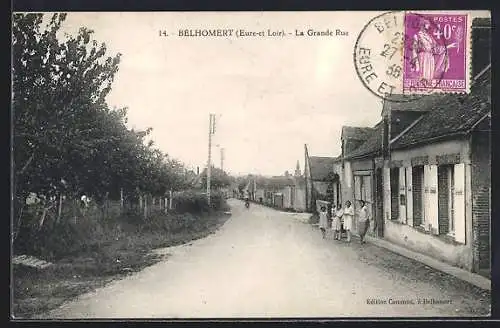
[472,17,491,77]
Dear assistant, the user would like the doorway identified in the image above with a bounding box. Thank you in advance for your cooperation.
[375,168,384,237]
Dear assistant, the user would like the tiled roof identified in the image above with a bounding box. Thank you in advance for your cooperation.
[293,176,307,187]
[341,126,374,141]
[392,67,491,149]
[266,176,296,189]
[383,93,442,114]
[344,122,383,160]
[308,156,335,181]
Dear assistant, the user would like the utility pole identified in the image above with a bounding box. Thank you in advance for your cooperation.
[304,144,310,212]
[207,113,215,205]
[220,147,224,172]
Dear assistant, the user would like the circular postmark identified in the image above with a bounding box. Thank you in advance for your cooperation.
[353,11,450,102]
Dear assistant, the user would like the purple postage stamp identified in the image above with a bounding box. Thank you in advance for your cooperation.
[403,12,471,94]
[354,11,472,101]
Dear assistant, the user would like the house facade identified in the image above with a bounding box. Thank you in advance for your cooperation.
[304,153,337,213]
[379,19,491,275]
[336,67,490,275]
[264,174,306,211]
[383,66,491,274]
[339,125,381,236]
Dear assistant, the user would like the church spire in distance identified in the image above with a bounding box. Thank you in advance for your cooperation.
[295,160,301,177]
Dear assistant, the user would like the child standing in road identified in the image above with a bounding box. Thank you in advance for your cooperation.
[358,200,371,244]
[343,200,354,242]
[332,204,343,240]
[319,206,328,239]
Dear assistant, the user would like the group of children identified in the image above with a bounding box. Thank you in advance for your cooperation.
[318,200,372,244]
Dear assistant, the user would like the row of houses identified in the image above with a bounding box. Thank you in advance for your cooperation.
[243,164,308,211]
[302,18,491,277]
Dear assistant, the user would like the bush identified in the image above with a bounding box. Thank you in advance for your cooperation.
[14,192,230,261]
[172,190,228,214]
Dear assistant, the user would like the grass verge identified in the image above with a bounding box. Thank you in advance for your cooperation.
[12,210,230,319]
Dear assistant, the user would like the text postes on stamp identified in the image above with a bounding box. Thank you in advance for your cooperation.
[354,11,471,102]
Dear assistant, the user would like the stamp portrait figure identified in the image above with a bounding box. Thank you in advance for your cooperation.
[411,18,457,81]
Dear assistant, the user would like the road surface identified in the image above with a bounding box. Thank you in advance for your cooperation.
[39,199,490,318]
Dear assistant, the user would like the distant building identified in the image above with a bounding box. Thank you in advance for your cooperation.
[304,153,338,213]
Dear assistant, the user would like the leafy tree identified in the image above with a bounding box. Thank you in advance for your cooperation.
[13,13,121,202]
[201,167,232,190]
[12,13,190,236]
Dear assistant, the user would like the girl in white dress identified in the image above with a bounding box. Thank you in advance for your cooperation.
[332,204,343,240]
[318,206,328,239]
[343,200,354,242]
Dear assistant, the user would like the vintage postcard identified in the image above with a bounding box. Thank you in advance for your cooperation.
[11,10,491,319]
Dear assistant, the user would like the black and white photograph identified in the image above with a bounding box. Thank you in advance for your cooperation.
[11,10,491,319]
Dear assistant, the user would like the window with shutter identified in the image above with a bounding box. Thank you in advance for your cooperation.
[383,167,391,221]
[363,175,372,203]
[449,168,455,234]
[354,175,362,201]
[454,163,466,244]
[390,168,399,220]
[437,165,453,235]
[423,165,430,229]
[412,166,424,227]
[406,167,413,227]
[426,165,439,235]
[399,168,407,224]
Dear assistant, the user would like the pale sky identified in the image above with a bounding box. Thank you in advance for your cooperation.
[49,11,489,176]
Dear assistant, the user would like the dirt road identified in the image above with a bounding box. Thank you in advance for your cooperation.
[39,199,490,318]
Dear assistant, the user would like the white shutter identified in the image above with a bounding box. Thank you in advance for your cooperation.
[454,163,466,244]
[423,166,428,228]
[354,175,361,200]
[406,166,413,227]
[364,175,373,203]
[399,168,407,224]
[426,165,439,235]
[383,167,391,221]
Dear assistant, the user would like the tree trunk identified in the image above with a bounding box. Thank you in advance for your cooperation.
[74,198,78,225]
[120,188,124,215]
[38,200,54,230]
[56,194,63,224]
[17,151,35,176]
[105,192,109,219]
[13,201,24,242]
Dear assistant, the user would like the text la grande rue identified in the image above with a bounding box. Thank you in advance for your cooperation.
[295,29,348,37]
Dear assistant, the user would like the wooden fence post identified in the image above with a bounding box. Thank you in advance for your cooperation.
[56,194,63,224]
[169,190,173,210]
[74,198,78,225]
[143,194,148,219]
[164,196,168,214]
[120,188,124,214]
